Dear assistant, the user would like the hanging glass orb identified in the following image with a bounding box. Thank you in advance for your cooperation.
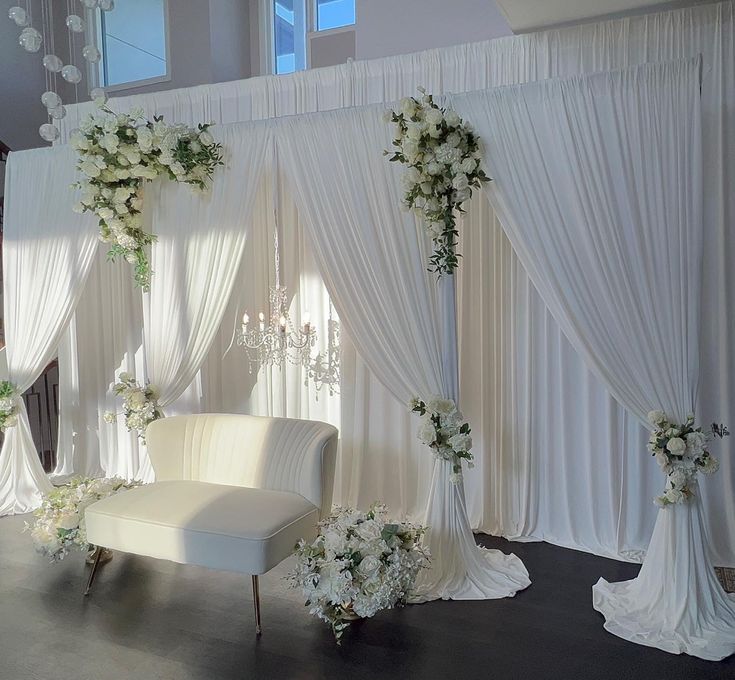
[42,54,64,72]
[19,27,43,52]
[49,104,67,120]
[41,90,62,110]
[8,6,28,26]
[61,64,82,84]
[65,14,85,33]
[39,123,60,142]
[80,0,99,7]
[90,87,107,102]
[98,0,115,10]
[82,44,101,63]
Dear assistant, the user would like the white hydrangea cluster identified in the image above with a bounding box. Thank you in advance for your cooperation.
[103,372,163,442]
[27,476,141,562]
[385,87,490,276]
[410,395,473,483]
[0,381,19,431]
[72,102,223,289]
[647,410,723,506]
[291,503,428,642]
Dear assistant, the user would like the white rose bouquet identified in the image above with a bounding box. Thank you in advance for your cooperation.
[647,410,729,507]
[72,102,223,289]
[0,381,19,431]
[410,396,473,482]
[27,477,141,562]
[385,87,490,276]
[104,373,163,442]
[291,503,428,642]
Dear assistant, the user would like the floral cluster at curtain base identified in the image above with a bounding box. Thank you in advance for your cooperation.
[385,87,490,276]
[72,102,223,289]
[27,477,142,562]
[290,503,428,642]
[647,410,729,507]
[0,381,19,431]
[410,396,473,482]
[104,373,163,443]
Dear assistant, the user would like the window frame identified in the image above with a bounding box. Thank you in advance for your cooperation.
[84,0,172,94]
[262,0,356,76]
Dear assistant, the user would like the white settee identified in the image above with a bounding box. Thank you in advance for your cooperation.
[84,414,338,633]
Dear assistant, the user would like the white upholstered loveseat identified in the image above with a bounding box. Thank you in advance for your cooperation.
[84,414,338,633]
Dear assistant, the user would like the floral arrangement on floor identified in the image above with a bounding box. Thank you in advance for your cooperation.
[0,381,19,431]
[385,87,490,276]
[72,101,224,289]
[103,373,163,442]
[647,410,729,507]
[290,503,429,642]
[410,396,473,482]
[27,477,141,562]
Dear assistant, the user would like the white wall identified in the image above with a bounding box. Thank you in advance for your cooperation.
[354,0,512,61]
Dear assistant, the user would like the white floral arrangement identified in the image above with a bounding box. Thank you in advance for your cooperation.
[103,373,163,442]
[410,396,473,482]
[647,410,729,507]
[385,87,490,276]
[290,503,429,642]
[27,477,141,562]
[0,381,19,431]
[72,102,223,289]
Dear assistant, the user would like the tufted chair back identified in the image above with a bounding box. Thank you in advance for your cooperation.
[146,414,338,518]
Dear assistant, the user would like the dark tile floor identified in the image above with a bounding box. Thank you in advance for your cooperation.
[1,513,732,680]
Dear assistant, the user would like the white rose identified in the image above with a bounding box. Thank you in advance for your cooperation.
[666,437,686,454]
[406,122,424,140]
[461,157,477,174]
[701,454,719,474]
[424,108,443,126]
[136,126,153,149]
[452,173,469,191]
[198,130,214,146]
[57,513,80,531]
[647,410,666,426]
[115,168,131,180]
[417,418,437,445]
[3,414,18,428]
[399,97,416,117]
[100,133,119,153]
[445,132,461,148]
[357,555,382,578]
[97,207,114,220]
[427,397,456,415]
[444,110,461,127]
[80,160,101,178]
[169,161,185,176]
[448,432,472,452]
[665,487,685,504]
[654,451,669,468]
[454,187,471,203]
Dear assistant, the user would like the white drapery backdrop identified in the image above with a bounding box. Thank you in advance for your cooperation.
[135,125,270,481]
[4,3,727,576]
[0,147,98,513]
[276,107,530,600]
[457,56,734,661]
[53,1,733,568]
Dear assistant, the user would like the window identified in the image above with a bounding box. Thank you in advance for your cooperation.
[315,0,355,31]
[271,0,354,75]
[274,0,306,74]
[98,0,168,88]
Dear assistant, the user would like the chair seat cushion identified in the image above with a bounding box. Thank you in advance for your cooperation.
[85,480,319,574]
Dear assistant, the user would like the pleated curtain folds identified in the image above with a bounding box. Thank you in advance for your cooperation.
[0,146,99,513]
[136,125,270,481]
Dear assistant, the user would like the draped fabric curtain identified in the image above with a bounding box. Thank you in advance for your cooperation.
[276,106,530,601]
[0,147,98,513]
[136,125,270,480]
[51,2,734,567]
[456,58,734,661]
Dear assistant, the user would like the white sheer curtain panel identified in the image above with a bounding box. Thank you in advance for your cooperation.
[136,124,270,480]
[457,59,734,659]
[0,147,98,514]
[277,106,530,601]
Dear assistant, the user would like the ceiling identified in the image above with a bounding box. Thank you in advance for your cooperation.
[495,0,695,31]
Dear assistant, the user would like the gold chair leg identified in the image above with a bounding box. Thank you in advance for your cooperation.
[252,575,262,636]
[84,547,103,596]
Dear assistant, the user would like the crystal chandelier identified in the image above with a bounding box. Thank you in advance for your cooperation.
[236,160,317,374]
[308,304,341,397]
